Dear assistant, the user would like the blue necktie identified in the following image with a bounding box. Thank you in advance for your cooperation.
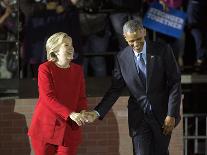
[136,53,151,113]
[136,53,146,85]
[136,53,152,113]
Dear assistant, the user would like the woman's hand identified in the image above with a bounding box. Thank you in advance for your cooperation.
[69,112,87,126]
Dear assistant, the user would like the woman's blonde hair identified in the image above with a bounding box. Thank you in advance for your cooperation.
[46,32,72,62]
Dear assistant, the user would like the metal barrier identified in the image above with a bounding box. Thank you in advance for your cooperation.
[184,114,207,155]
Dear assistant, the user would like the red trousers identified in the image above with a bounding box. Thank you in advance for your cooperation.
[31,138,78,155]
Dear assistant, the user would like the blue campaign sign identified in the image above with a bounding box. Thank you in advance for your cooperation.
[143,2,187,38]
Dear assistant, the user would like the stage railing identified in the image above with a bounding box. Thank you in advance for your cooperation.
[184,114,207,155]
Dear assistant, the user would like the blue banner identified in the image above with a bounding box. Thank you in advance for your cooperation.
[143,2,187,38]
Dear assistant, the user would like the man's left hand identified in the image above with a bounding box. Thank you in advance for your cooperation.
[162,116,175,135]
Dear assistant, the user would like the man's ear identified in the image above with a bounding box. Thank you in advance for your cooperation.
[123,34,128,41]
[143,28,147,37]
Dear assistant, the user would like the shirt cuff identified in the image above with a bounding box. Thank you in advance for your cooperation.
[93,110,100,117]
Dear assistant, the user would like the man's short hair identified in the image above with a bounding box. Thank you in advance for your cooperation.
[123,19,144,34]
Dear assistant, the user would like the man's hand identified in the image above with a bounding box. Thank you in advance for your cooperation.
[81,111,99,123]
[162,116,175,135]
[159,0,169,12]
[69,112,87,126]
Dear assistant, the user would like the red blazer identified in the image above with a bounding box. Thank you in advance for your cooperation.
[28,61,88,146]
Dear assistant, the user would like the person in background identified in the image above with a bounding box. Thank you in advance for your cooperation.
[23,0,82,78]
[0,0,11,25]
[28,32,88,155]
[145,0,186,69]
[187,0,207,72]
[73,0,110,77]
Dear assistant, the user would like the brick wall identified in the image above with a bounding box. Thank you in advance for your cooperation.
[0,100,31,155]
[0,97,183,155]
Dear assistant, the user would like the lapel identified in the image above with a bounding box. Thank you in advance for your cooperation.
[146,40,155,92]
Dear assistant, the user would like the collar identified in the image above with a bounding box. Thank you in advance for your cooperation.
[133,41,147,65]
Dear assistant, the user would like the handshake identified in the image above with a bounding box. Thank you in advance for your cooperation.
[69,110,99,126]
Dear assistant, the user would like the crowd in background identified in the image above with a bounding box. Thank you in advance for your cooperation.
[0,0,207,78]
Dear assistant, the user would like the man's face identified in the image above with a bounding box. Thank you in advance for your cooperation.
[124,28,146,53]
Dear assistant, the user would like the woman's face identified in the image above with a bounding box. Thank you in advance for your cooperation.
[56,37,74,63]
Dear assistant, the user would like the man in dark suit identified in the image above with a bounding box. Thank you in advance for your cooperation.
[84,19,181,155]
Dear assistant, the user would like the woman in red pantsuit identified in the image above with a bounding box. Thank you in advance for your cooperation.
[28,32,88,155]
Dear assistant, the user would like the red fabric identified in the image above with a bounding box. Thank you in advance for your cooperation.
[31,138,78,155]
[146,0,183,8]
[28,61,88,146]
[162,0,182,8]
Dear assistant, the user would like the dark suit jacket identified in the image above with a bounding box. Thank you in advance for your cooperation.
[94,40,182,137]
